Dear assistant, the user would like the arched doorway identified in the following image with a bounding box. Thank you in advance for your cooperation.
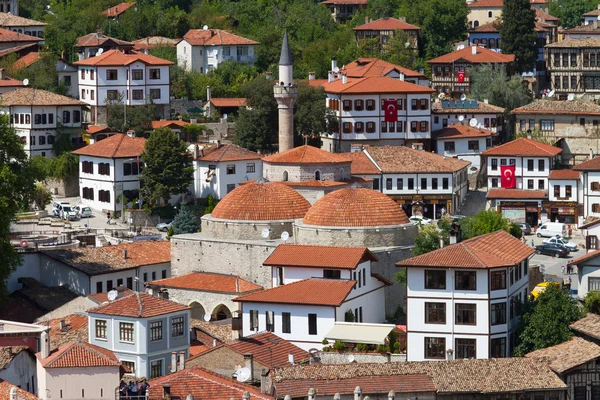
[315,170,321,180]
[212,304,232,321]
[283,171,288,181]
[189,301,206,320]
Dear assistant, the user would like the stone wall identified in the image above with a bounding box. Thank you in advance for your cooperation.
[202,120,237,143]
[371,247,412,319]
[294,223,417,248]
[263,162,352,183]
[162,286,242,320]
[201,215,295,241]
[186,347,267,385]
[46,175,79,198]
[125,210,160,228]
[318,352,406,364]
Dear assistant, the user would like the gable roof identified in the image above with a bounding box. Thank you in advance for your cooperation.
[38,341,121,368]
[72,133,146,158]
[468,0,503,7]
[512,100,600,115]
[481,137,562,157]
[85,125,113,135]
[353,17,420,31]
[427,46,515,64]
[574,156,600,171]
[263,145,350,164]
[149,272,263,294]
[340,58,426,79]
[88,292,188,318]
[264,244,377,269]
[133,36,180,50]
[73,49,173,66]
[0,380,38,400]
[433,123,494,139]
[567,249,600,266]
[0,88,86,106]
[102,2,137,17]
[198,143,261,162]
[342,150,380,175]
[233,278,356,306]
[183,29,259,46]
[0,346,31,370]
[548,169,580,180]
[546,37,600,48]
[486,189,548,200]
[535,8,558,22]
[526,337,600,373]
[0,13,46,27]
[321,76,435,95]
[150,120,190,130]
[0,27,40,43]
[12,51,40,70]
[75,32,133,48]
[397,230,535,269]
[365,146,471,173]
[570,313,600,340]
[208,98,247,107]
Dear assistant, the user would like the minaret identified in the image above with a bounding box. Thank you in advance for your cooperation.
[274,31,298,153]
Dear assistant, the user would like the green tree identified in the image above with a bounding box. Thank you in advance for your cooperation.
[15,53,68,95]
[32,183,52,210]
[549,0,600,29]
[410,215,453,256]
[460,210,522,240]
[514,284,583,356]
[500,0,537,73]
[204,194,218,214]
[106,97,155,137]
[382,30,418,70]
[294,83,328,146]
[171,204,199,234]
[585,291,600,314]
[140,127,194,206]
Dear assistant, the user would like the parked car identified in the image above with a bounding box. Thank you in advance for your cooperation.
[535,243,569,258]
[53,201,70,217]
[73,205,93,218]
[530,281,560,300]
[156,221,173,232]
[536,222,567,238]
[543,236,578,252]
[518,223,532,235]
[409,216,432,225]
[60,205,79,221]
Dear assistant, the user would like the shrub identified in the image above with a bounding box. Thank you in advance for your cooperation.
[585,291,600,314]
[376,345,390,353]
[321,339,329,345]
[332,340,345,351]
[355,343,369,352]
[393,342,401,354]
[344,309,355,322]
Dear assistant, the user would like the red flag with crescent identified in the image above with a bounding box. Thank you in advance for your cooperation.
[457,71,465,83]
[501,165,516,189]
[383,100,397,122]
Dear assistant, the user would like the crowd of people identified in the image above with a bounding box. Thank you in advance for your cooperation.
[119,379,149,399]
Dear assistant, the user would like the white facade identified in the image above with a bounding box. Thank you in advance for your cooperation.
[580,171,600,219]
[486,156,553,190]
[577,256,600,299]
[0,349,36,395]
[406,261,530,361]
[548,178,582,203]
[176,40,256,74]
[436,136,488,173]
[36,363,119,400]
[56,59,79,99]
[195,158,263,200]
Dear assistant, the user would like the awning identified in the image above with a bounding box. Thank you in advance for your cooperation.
[324,322,398,345]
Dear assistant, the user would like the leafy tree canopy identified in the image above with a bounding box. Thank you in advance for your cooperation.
[500,0,537,73]
[460,210,522,240]
[171,204,199,234]
[106,97,155,137]
[549,0,600,29]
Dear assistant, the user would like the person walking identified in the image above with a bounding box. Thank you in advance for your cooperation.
[567,276,572,291]
[567,264,572,275]
[106,211,111,225]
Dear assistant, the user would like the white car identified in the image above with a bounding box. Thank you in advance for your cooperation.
[409,216,432,225]
[53,201,70,217]
[543,236,578,252]
[73,205,93,218]
[60,205,79,221]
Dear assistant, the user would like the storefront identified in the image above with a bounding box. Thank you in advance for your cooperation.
[494,200,542,227]
[392,194,453,219]
[541,201,581,224]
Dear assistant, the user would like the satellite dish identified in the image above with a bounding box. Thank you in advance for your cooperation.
[458,115,465,122]
[548,89,555,98]
[333,66,340,73]
[20,240,28,248]
[469,118,478,127]
[460,94,467,101]
[107,290,118,301]
[203,25,209,30]
[236,367,252,382]
[568,93,575,101]
[281,231,289,242]
[457,44,465,50]
[97,48,104,55]
[203,313,211,322]
[261,228,270,239]
[348,354,355,362]
[46,4,50,9]
[22,78,29,86]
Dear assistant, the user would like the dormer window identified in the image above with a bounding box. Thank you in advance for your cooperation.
[323,269,341,279]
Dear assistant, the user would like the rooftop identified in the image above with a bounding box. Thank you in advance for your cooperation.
[570,313,600,340]
[0,380,38,400]
[101,1,137,17]
[427,45,515,64]
[150,272,263,294]
[342,151,381,175]
[233,278,356,306]
[546,37,600,48]
[12,51,39,70]
[482,137,562,157]
[575,156,600,171]
[264,244,377,269]
[526,337,600,373]
[0,88,86,107]
[353,17,420,31]
[40,314,89,351]
[85,125,113,135]
[536,8,559,22]
[183,29,259,46]
[512,100,600,115]
[341,58,426,79]
[432,100,505,114]
[0,346,31,370]
[548,170,580,180]
[321,0,368,4]
[263,145,350,164]
[469,19,554,33]
[0,27,40,43]
[208,98,247,107]
[0,12,46,27]
[75,32,134,48]
[365,146,471,173]
[321,75,435,95]
[433,123,494,139]
[584,8,600,17]
[73,49,173,66]
[568,249,600,266]
[38,341,121,369]
[198,143,260,162]
[302,187,410,227]
[88,292,188,318]
[467,0,503,7]
[561,24,600,34]
[72,133,146,158]
[150,120,190,130]
[11,278,78,315]
[397,230,535,269]
[486,189,548,200]
[40,241,170,276]
[133,36,180,50]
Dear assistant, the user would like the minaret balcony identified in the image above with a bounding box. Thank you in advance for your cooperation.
[274,84,299,96]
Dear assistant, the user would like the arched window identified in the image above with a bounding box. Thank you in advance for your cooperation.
[340,168,345,180]
[488,11,492,18]
[315,170,321,180]
[474,21,479,28]
[283,171,288,181]
[213,304,232,321]
[189,302,206,320]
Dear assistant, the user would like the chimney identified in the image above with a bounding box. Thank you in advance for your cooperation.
[332,57,338,71]
[472,45,477,55]
[243,353,255,382]
[342,73,348,84]
[399,72,405,81]
[354,386,362,400]
[122,249,128,259]
[179,351,185,371]
[260,368,269,393]
[40,330,50,359]
[171,352,177,373]
[598,3,600,9]
[206,85,211,101]
[328,70,335,83]
[266,72,273,80]
[59,320,66,331]
[217,140,221,148]
[595,20,598,30]
[334,395,341,400]
[365,16,369,24]
[591,149,594,160]
[9,387,16,400]
[399,17,406,22]
[308,388,316,400]
[78,52,84,61]
[308,72,316,81]
[440,237,444,248]
[388,391,395,400]
[484,99,489,104]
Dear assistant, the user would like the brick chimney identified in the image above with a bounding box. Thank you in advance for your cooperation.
[243,353,254,382]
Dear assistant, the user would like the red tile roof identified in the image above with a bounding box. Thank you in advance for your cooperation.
[0,27,40,43]
[568,249,600,266]
[322,0,368,4]
[183,29,259,46]
[1,88,86,106]
[13,51,39,70]
[574,156,600,171]
[548,170,580,180]
[73,133,146,158]
[88,292,188,318]
[150,120,190,130]
[433,123,494,139]
[341,58,426,79]
[210,182,311,221]
[209,98,247,107]
[42,314,89,351]
[468,0,503,7]
[73,49,173,66]
[148,366,273,400]
[85,125,113,135]
[365,146,471,173]
[37,341,121,368]
[397,230,535,269]
[198,143,261,162]
[133,36,180,50]
[0,12,46,27]
[303,188,410,227]
[511,100,600,115]
[469,20,502,33]
[0,380,38,400]
[234,278,356,306]
[263,145,350,164]
[353,17,420,31]
[427,45,515,64]
[0,73,23,87]
[342,151,380,175]
[189,340,210,357]
[75,32,133,48]
[322,76,435,95]
[150,272,263,294]
[264,244,377,269]
[101,2,137,17]
[482,138,562,157]
[486,189,547,199]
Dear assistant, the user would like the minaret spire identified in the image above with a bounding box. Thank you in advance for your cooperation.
[274,31,298,153]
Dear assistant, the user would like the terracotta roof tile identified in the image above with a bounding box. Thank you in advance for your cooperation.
[526,337,600,373]
[341,58,425,78]
[278,177,372,187]
[1,88,86,106]
[342,151,380,174]
[148,366,273,400]
[38,314,89,351]
[210,182,311,221]
[133,36,180,50]
[536,8,558,21]
[353,17,420,31]
[150,120,190,130]
[433,123,494,139]
[570,313,600,340]
[512,100,600,115]
[546,37,600,48]
[85,125,112,135]
[482,138,562,157]
[575,156,600,171]
[88,292,188,318]
[365,146,471,173]
[190,320,234,344]
[263,145,350,164]
[486,189,548,199]
[150,272,263,294]
[568,249,600,266]
[427,46,515,64]
[584,8,600,17]
[432,99,505,114]
[303,187,410,227]
[233,278,356,306]
[75,32,133,48]
[468,0,503,7]
[38,341,121,368]
[397,230,535,268]
[41,241,170,276]
[264,244,377,269]
[0,13,45,27]
[0,42,37,58]
[0,380,38,400]
[322,76,435,95]
[73,133,145,158]
[0,346,31,370]
[73,49,172,66]
[189,340,210,357]
[0,27,40,43]
[548,169,580,179]
[321,0,368,4]
[101,2,137,17]
[183,29,259,46]
[198,143,260,162]
[562,25,600,34]
[209,98,247,107]
[469,20,502,33]
[13,51,39,70]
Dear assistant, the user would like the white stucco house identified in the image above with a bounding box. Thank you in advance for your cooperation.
[575,156,600,222]
[547,169,582,225]
[433,123,493,173]
[398,230,535,361]
[0,346,36,395]
[233,244,389,351]
[176,28,259,73]
[0,12,45,38]
[432,99,505,143]
[570,250,600,300]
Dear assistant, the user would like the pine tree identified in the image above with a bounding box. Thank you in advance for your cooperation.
[500,0,537,74]
[171,204,199,234]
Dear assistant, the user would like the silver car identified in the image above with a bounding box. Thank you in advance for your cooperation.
[60,205,79,221]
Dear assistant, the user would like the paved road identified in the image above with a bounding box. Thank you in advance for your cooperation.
[527,232,583,291]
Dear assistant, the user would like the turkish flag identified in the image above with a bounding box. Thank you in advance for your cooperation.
[500,165,516,189]
[383,100,397,122]
[457,71,465,83]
